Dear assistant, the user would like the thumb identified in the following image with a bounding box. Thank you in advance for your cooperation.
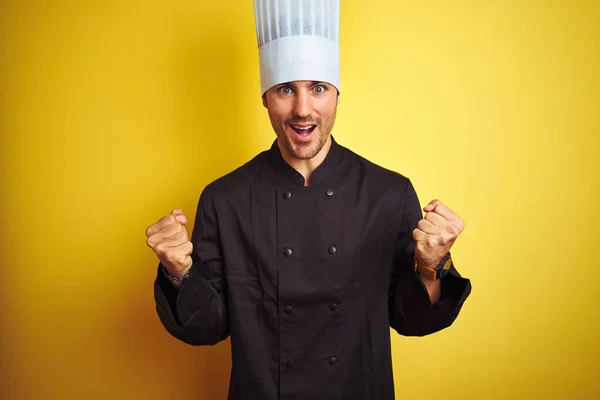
[423,199,442,213]
[171,208,187,224]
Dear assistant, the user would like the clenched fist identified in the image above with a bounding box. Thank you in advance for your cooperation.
[146,208,193,276]
[413,199,465,270]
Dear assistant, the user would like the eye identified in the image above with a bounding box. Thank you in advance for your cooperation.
[279,86,293,95]
[313,85,326,94]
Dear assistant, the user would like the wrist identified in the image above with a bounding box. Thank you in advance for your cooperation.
[414,252,452,280]
[161,264,192,282]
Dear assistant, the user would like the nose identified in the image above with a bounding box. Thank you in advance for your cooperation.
[292,90,311,119]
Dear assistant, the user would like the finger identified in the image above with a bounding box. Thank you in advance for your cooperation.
[146,214,179,237]
[430,203,458,222]
[412,228,428,242]
[423,199,442,213]
[147,222,186,248]
[155,231,190,250]
[157,221,187,240]
[417,218,439,235]
[424,211,448,228]
[171,209,188,224]
[174,240,193,256]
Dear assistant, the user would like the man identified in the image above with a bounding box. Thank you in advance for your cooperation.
[146,1,471,399]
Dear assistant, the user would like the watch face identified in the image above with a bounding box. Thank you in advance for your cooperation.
[434,255,449,271]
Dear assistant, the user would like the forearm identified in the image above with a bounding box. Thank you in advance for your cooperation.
[419,274,441,305]
[166,265,190,292]
[155,263,229,345]
[389,261,471,336]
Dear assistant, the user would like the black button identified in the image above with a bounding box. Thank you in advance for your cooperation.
[285,306,294,314]
[286,360,294,368]
[284,248,293,257]
[327,246,337,255]
[326,189,334,197]
[329,303,338,311]
[283,191,292,199]
[329,357,337,365]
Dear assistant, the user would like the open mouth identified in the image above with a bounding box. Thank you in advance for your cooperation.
[290,124,316,136]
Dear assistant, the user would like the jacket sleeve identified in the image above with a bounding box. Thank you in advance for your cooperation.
[153,188,229,346]
[388,179,472,337]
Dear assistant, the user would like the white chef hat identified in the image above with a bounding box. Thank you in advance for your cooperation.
[253,0,340,95]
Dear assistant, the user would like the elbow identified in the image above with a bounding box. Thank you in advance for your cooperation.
[390,313,458,337]
[390,319,429,337]
[156,304,229,346]
[166,325,229,346]
[174,313,229,346]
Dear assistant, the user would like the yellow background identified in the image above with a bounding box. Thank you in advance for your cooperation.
[1,1,598,399]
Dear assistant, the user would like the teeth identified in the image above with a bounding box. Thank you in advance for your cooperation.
[294,126,314,130]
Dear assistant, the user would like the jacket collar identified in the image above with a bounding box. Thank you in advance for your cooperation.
[267,135,345,187]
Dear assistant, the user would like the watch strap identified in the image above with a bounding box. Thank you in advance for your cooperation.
[414,253,452,280]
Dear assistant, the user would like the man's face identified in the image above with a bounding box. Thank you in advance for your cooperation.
[263,80,340,160]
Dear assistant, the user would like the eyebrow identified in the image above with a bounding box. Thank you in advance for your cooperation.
[279,81,324,88]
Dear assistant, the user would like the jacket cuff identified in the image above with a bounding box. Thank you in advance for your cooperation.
[436,268,471,311]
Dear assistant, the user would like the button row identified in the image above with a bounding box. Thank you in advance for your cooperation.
[283,304,339,314]
[283,247,337,257]
[282,189,335,199]
[285,357,339,368]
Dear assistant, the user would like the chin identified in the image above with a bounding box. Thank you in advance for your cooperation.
[291,138,326,160]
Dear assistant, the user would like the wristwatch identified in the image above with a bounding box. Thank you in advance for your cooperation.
[414,252,452,280]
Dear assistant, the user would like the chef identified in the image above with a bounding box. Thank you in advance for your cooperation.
[147,1,472,398]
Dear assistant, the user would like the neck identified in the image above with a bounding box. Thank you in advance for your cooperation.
[278,135,332,186]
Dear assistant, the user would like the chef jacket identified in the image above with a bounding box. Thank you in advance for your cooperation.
[154,136,472,400]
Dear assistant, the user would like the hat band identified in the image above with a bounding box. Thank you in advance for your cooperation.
[259,35,340,95]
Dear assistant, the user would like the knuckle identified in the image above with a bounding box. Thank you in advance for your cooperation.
[446,224,458,237]
[154,243,167,256]
[164,251,177,262]
[455,224,462,236]
[453,225,461,236]
[162,215,176,225]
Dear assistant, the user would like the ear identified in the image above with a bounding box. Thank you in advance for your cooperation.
[262,94,268,108]
[337,93,341,105]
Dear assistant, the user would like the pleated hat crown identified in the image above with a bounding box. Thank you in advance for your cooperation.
[253,0,340,95]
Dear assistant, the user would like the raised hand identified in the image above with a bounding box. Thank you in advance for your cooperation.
[146,208,193,276]
[412,199,465,269]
